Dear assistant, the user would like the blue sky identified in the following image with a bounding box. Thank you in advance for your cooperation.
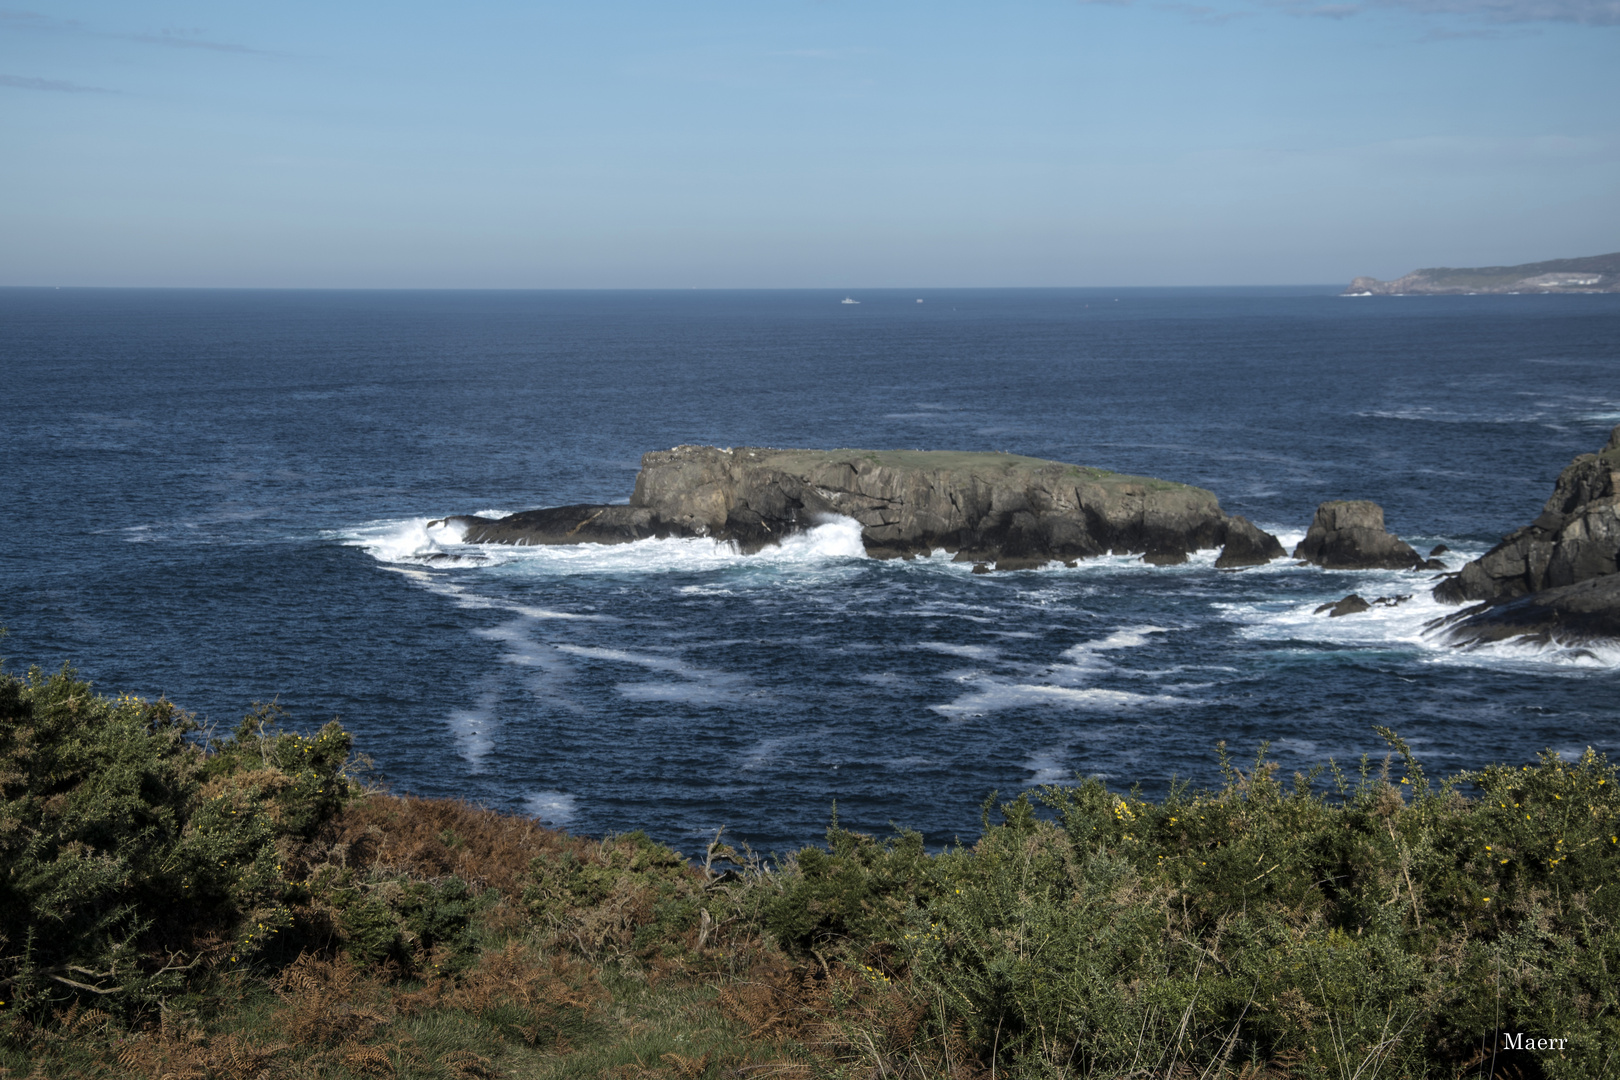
[2,1,1616,287]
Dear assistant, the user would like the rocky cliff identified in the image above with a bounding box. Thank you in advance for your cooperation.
[449,446,1283,570]
[1345,252,1620,296]
[1436,427,1620,605]
[1432,426,1620,646]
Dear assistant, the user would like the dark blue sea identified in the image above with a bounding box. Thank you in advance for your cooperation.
[4,287,1618,854]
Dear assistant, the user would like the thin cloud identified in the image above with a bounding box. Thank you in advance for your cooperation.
[1417,21,1533,35]
[1380,0,1620,21]
[0,72,114,92]
[1277,0,1620,20]
[1156,2,1257,22]
[124,28,260,54]
[0,9,266,53]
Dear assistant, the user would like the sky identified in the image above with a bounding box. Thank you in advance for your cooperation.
[2,1,1617,287]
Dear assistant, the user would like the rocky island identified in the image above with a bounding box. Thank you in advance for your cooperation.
[444,446,1286,571]
[438,437,1620,647]
[1433,425,1620,647]
[1344,252,1620,296]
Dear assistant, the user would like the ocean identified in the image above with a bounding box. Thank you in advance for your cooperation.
[3,286,1618,855]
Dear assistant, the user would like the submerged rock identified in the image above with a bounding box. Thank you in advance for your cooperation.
[1435,426,1620,606]
[451,445,1282,568]
[1314,593,1411,618]
[1293,501,1424,570]
[1316,594,1371,617]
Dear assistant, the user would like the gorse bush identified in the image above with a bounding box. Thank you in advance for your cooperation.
[5,656,1617,1079]
[0,663,478,1018]
[764,734,1620,1078]
[0,666,358,1013]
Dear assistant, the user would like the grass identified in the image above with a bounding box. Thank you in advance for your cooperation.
[4,660,1616,1078]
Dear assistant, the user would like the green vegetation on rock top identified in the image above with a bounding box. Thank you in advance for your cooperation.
[755,447,1209,495]
[1411,251,1620,288]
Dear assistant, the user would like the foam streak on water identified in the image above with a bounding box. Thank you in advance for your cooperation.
[5,287,1619,854]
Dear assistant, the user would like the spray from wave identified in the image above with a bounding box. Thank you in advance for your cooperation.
[334,514,868,574]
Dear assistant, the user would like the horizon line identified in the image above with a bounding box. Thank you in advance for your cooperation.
[1,282,1370,293]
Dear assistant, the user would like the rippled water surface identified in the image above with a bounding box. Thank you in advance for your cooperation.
[4,287,1618,852]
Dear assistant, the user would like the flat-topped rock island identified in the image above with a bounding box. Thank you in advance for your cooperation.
[442,445,1286,571]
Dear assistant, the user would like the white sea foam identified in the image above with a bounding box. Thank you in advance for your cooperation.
[339,516,490,565]
[556,644,699,674]
[339,514,868,577]
[555,644,752,702]
[1267,527,1307,553]
[742,736,793,771]
[1023,745,1074,785]
[616,682,749,706]
[920,641,1001,661]
[932,625,1182,716]
[1220,567,1620,670]
[449,690,500,770]
[525,790,577,826]
[935,683,1183,717]
[1075,627,1168,652]
[855,672,909,687]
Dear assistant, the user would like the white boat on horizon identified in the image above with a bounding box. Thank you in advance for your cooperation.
[841,297,860,304]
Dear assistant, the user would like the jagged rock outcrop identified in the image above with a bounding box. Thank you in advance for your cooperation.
[1215,515,1286,569]
[1436,426,1620,606]
[445,504,666,546]
[446,446,1285,569]
[1293,501,1425,570]
[1436,575,1620,649]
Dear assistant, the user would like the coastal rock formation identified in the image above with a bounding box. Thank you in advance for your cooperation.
[449,445,1286,569]
[1435,426,1620,606]
[1293,501,1424,570]
[447,504,666,546]
[1317,594,1370,618]
[1344,252,1620,296]
[1437,575,1620,649]
[1215,515,1286,568]
[1314,593,1410,618]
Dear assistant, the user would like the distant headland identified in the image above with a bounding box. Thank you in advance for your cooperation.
[1344,251,1620,295]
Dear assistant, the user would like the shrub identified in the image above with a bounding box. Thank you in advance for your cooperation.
[763,738,1620,1078]
[0,666,352,1016]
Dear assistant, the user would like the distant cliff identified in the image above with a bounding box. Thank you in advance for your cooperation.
[1345,252,1620,296]
[446,446,1285,570]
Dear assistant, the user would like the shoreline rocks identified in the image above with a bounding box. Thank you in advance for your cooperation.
[449,445,1287,570]
[1431,425,1620,646]
[1215,515,1286,568]
[1293,501,1427,570]
[1436,426,1620,606]
[1435,576,1620,650]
